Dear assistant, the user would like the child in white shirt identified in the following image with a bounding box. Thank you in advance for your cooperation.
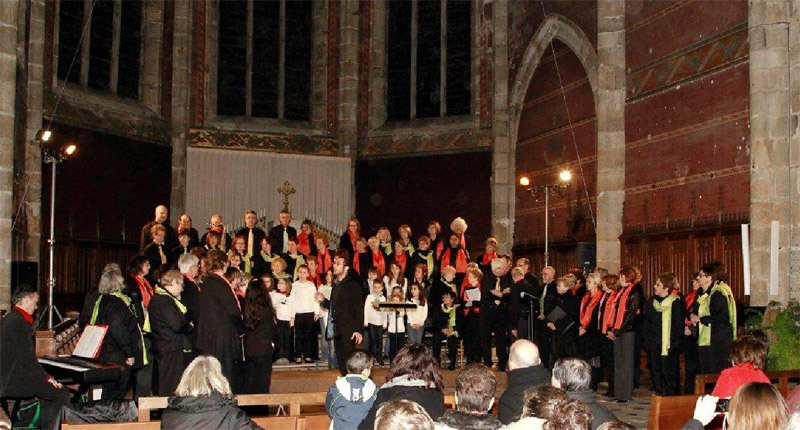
[386,291,406,361]
[271,277,294,363]
[292,265,320,364]
[364,279,388,365]
[406,282,429,345]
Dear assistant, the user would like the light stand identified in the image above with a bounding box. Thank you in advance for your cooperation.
[42,144,76,328]
[519,171,571,267]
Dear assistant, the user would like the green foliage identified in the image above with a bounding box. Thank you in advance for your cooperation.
[757,299,800,371]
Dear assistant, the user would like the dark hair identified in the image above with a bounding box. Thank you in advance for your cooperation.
[386,344,443,391]
[334,249,351,267]
[206,249,229,271]
[409,282,427,306]
[454,364,496,413]
[129,255,150,276]
[521,385,569,419]
[543,398,593,430]
[204,229,221,247]
[178,230,189,238]
[553,358,592,392]
[443,290,457,301]
[244,278,274,330]
[569,268,586,286]
[224,267,241,284]
[730,334,768,370]
[701,260,728,283]
[12,284,39,306]
[657,272,678,292]
[346,350,373,374]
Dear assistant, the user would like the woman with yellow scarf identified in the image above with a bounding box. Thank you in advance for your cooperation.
[690,261,736,374]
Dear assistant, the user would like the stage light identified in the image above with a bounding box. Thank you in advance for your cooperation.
[519,176,530,187]
[559,170,572,182]
[36,130,52,142]
[64,144,76,156]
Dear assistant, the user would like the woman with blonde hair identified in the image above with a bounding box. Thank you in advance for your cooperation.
[161,356,261,429]
[683,382,788,430]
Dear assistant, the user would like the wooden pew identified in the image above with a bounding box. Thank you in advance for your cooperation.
[297,415,332,430]
[63,416,298,429]
[647,393,698,430]
[137,392,328,421]
[695,369,800,396]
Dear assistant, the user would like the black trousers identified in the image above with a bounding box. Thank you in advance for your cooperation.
[651,349,680,396]
[462,314,481,364]
[243,354,273,394]
[335,336,357,376]
[479,307,509,370]
[276,320,294,360]
[683,334,700,394]
[388,332,406,361]
[536,319,552,369]
[294,312,317,360]
[699,343,730,375]
[600,336,615,393]
[101,365,132,401]
[133,337,154,401]
[367,324,384,361]
[156,350,193,396]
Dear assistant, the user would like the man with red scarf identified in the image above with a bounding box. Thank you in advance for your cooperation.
[201,214,233,252]
[0,285,70,430]
[607,266,643,403]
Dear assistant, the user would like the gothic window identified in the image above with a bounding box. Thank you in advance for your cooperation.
[57,0,142,100]
[217,0,312,120]
[387,0,472,121]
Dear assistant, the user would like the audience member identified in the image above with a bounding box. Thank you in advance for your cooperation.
[552,358,616,430]
[435,364,503,430]
[543,398,593,430]
[242,278,276,394]
[787,411,800,430]
[374,399,434,430]
[326,350,378,429]
[505,385,569,430]
[161,356,261,429]
[596,421,636,430]
[358,344,445,429]
[498,339,551,424]
[683,382,788,430]
[711,334,770,398]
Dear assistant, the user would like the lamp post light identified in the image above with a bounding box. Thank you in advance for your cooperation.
[42,143,77,328]
[519,169,572,266]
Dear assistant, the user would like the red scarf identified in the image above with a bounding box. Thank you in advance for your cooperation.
[458,232,467,249]
[353,250,366,275]
[481,251,497,266]
[602,290,618,334]
[459,283,481,316]
[572,282,584,296]
[306,273,321,286]
[216,272,241,311]
[440,248,468,273]
[133,275,154,307]
[684,289,698,326]
[579,290,603,328]
[316,249,332,275]
[394,252,408,274]
[347,230,360,251]
[297,233,312,256]
[372,251,386,278]
[612,283,636,331]
[14,306,34,325]
[435,241,445,260]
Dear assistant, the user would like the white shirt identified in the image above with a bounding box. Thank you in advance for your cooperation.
[406,298,428,326]
[364,293,388,327]
[291,280,320,315]
[386,306,406,333]
[318,283,332,319]
[271,291,294,321]
[383,275,408,297]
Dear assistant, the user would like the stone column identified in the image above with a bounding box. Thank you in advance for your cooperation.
[790,0,800,300]
[311,0,328,131]
[0,0,19,309]
[339,0,359,213]
[490,0,513,254]
[170,0,192,221]
[595,0,625,272]
[748,0,793,305]
[141,0,164,113]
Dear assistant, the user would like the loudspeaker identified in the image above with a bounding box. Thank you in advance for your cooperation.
[11,261,39,293]
[576,242,596,270]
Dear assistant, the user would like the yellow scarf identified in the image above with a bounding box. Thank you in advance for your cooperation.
[652,294,678,356]
[698,282,736,346]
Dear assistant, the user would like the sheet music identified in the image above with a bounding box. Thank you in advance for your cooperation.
[465,288,481,303]
[73,325,108,359]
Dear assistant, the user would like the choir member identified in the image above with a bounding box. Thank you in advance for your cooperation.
[439,233,469,285]
[178,254,201,341]
[251,236,279,278]
[409,264,431,303]
[150,270,195,396]
[645,272,683,396]
[577,272,604,390]
[270,257,292,282]
[608,266,644,403]
[460,268,483,364]
[367,236,388,278]
[407,235,436,280]
[508,266,535,342]
[377,226,393,256]
[515,258,541,299]
[598,274,619,397]
[122,255,154,399]
[268,210,297,254]
[397,225,415,255]
[283,238,306,280]
[690,261,736,374]
[177,213,200,249]
[480,258,511,371]
[204,230,221,251]
[536,266,557,368]
[272,278,295,364]
[384,261,408,298]
[432,290,462,370]
[407,283,428,345]
[142,224,170,284]
[140,205,178,251]
[230,235,250,273]
[201,214,232,252]
[569,268,587,299]
[427,221,444,260]
[351,237,371,281]
[389,240,410,275]
[227,250,244,273]
[682,273,701,394]
[292,265,321,363]
[235,209,267,260]
[172,230,192,263]
[296,219,318,257]
[306,256,323,286]
[315,236,333,276]
[243,277,277,393]
[547,274,579,368]
[339,217,361,256]
[449,217,471,254]
[476,238,499,277]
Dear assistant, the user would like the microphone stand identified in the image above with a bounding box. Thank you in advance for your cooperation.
[520,291,539,342]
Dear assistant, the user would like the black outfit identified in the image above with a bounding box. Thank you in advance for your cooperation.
[282,252,304,280]
[322,268,365,376]
[460,284,482,364]
[142,242,170,282]
[611,284,643,402]
[536,280,557,368]
[0,308,71,430]
[161,392,262,430]
[509,278,535,341]
[140,220,178,251]
[406,249,438,281]
[195,273,245,385]
[243,306,276,394]
[683,291,700,394]
[497,365,552,424]
[436,410,504,430]
[172,245,192,263]
[235,227,267,255]
[431,301,462,367]
[78,288,100,329]
[251,252,278,278]
[549,290,579,367]
[480,273,511,370]
[338,233,357,258]
[353,251,372,282]
[697,286,734,374]
[268,224,297,254]
[149,289,194,396]
[358,383,445,430]
[597,290,615,395]
[91,293,143,400]
[645,294,683,395]
[179,227,201,249]
[181,276,201,345]
[121,276,153,400]
[577,293,604,391]
[567,390,618,430]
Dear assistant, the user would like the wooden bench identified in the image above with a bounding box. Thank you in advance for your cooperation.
[647,393,698,430]
[137,392,328,421]
[63,416,300,429]
[695,369,800,396]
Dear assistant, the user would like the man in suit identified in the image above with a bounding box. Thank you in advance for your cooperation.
[537,266,558,368]
[235,209,267,260]
[140,205,178,251]
[0,285,70,430]
[268,210,297,254]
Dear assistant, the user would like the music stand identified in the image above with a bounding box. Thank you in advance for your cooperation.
[377,302,417,350]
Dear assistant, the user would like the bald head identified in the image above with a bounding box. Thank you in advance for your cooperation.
[508,339,541,370]
[155,205,168,223]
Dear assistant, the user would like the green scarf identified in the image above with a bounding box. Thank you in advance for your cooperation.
[443,280,457,294]
[155,287,187,314]
[380,242,393,256]
[652,294,678,356]
[404,243,416,256]
[540,284,549,315]
[441,304,460,338]
[91,292,149,365]
[288,254,306,280]
[419,252,435,278]
[697,282,736,347]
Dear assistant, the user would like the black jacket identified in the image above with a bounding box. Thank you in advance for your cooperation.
[326,269,365,340]
[0,309,53,398]
[698,285,734,344]
[481,272,512,312]
[235,227,267,254]
[539,281,558,320]
[436,410,504,430]
[510,279,535,322]
[358,382,445,430]
[567,390,618,430]
[644,294,684,357]
[195,273,245,372]
[612,283,643,335]
[92,293,144,367]
[149,289,193,358]
[161,392,262,430]
[268,225,297,254]
[140,220,178,251]
[142,243,170,283]
[244,306,277,359]
[497,365,552,423]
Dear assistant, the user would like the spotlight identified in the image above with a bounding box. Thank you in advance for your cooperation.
[37,130,52,142]
[64,144,77,156]
[559,170,572,182]
[519,176,530,187]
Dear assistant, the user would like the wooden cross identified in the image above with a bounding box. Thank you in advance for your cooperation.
[277,180,296,213]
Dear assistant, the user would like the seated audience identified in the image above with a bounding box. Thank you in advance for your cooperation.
[0,285,71,430]
[543,398,593,430]
[498,339,552,424]
[374,399,434,430]
[435,364,504,430]
[326,350,378,429]
[787,411,800,430]
[358,344,446,429]
[596,421,637,430]
[505,385,569,430]
[161,356,261,429]
[149,269,195,396]
[711,334,770,398]
[683,382,788,430]
[551,358,617,430]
